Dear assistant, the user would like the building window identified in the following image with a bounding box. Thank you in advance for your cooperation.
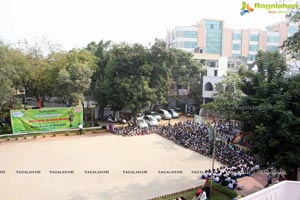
[184,31,198,38]
[205,20,222,29]
[228,63,235,68]
[232,44,241,50]
[248,54,256,61]
[232,54,240,58]
[208,61,217,67]
[205,29,222,54]
[249,45,259,52]
[250,34,259,41]
[184,41,197,48]
[194,48,204,53]
[232,33,241,40]
[214,70,218,77]
[204,82,213,91]
[288,25,298,35]
[267,36,279,43]
[266,46,278,51]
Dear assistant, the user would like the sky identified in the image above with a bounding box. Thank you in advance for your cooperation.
[0,0,293,51]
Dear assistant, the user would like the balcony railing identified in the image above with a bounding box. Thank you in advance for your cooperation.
[241,181,300,200]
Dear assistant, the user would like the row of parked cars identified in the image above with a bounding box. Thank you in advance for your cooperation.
[137,108,180,128]
[145,109,179,120]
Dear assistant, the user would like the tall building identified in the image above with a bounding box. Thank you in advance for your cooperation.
[196,19,224,55]
[169,26,198,52]
[167,18,299,63]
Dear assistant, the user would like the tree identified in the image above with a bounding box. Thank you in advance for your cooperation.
[148,39,171,109]
[239,51,300,180]
[13,38,63,101]
[203,71,243,120]
[104,43,155,125]
[5,46,31,98]
[187,62,206,105]
[0,44,17,110]
[86,40,111,118]
[57,48,96,106]
[170,49,205,107]
[47,51,69,100]
[171,50,193,90]
[282,10,300,57]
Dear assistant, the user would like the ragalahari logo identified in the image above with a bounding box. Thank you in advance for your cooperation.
[240,2,254,15]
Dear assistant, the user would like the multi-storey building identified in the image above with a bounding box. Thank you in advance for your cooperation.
[167,18,299,63]
[167,18,299,113]
[193,53,246,105]
[196,19,224,55]
[167,26,198,52]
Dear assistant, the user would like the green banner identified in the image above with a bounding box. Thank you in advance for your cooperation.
[10,107,83,133]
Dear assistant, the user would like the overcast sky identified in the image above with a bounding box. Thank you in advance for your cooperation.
[0,0,290,50]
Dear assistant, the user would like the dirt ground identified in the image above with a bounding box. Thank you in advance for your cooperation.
[0,116,223,200]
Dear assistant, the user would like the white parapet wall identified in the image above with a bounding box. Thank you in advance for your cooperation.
[241,181,300,200]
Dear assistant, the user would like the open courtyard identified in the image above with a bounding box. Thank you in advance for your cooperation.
[0,133,223,200]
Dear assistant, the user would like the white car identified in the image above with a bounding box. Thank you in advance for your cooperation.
[144,111,162,121]
[137,119,148,128]
[143,115,159,126]
[167,109,179,118]
[157,109,172,120]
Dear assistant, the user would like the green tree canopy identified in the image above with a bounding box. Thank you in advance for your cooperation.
[104,43,155,123]
[203,71,243,120]
[0,44,18,109]
[239,51,300,180]
[86,40,111,118]
[56,48,96,106]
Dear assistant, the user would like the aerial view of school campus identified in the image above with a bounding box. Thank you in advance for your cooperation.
[0,0,300,200]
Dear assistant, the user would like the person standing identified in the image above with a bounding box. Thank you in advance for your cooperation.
[266,172,273,187]
[78,123,83,135]
[278,174,284,182]
[68,111,74,127]
[192,189,207,200]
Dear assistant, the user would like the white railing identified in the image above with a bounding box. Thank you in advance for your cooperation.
[241,181,300,200]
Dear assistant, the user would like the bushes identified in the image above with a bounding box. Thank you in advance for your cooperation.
[0,125,12,135]
[212,181,238,198]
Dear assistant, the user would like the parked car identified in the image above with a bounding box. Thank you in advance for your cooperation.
[170,107,182,116]
[137,118,149,128]
[104,114,117,123]
[157,109,172,120]
[167,109,179,118]
[137,113,144,119]
[143,115,159,126]
[144,111,162,121]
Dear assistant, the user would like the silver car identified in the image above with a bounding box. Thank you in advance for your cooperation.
[167,109,179,118]
[137,118,148,128]
[157,109,172,120]
[143,115,159,126]
[144,111,162,121]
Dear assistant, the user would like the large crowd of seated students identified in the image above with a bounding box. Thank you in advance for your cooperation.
[112,125,158,136]
[155,120,260,190]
